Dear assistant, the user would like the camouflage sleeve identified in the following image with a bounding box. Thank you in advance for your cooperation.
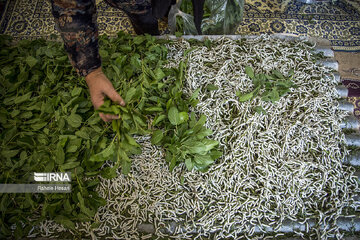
[50,0,101,77]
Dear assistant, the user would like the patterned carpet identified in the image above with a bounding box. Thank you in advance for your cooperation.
[0,0,359,116]
[241,0,360,51]
[1,0,360,51]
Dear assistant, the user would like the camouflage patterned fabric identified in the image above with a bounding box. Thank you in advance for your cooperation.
[50,0,157,77]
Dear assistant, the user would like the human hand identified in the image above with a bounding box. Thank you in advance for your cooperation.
[85,67,125,122]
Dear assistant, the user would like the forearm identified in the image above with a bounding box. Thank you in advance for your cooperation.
[50,0,101,77]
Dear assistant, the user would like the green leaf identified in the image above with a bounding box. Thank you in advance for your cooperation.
[204,39,212,49]
[55,144,65,164]
[254,106,267,115]
[31,122,47,131]
[67,114,82,128]
[112,64,121,77]
[154,68,165,81]
[133,35,145,45]
[189,112,196,128]
[75,130,90,139]
[125,87,137,103]
[118,149,131,169]
[180,175,185,185]
[121,158,131,175]
[269,88,280,103]
[19,111,33,119]
[169,154,177,171]
[20,151,27,161]
[99,49,108,58]
[54,215,75,230]
[265,74,275,80]
[61,161,80,170]
[101,142,115,159]
[124,133,140,147]
[276,80,292,88]
[190,88,200,100]
[71,87,82,97]
[10,109,20,118]
[272,69,284,79]
[133,114,147,127]
[253,74,265,88]
[202,139,219,152]
[145,106,163,112]
[90,222,102,229]
[179,112,189,123]
[119,45,132,52]
[185,141,207,154]
[196,128,213,139]
[194,154,214,166]
[112,119,119,132]
[14,92,32,104]
[63,199,73,214]
[153,114,166,126]
[185,158,194,171]
[206,84,219,91]
[151,130,163,145]
[178,61,186,84]
[210,150,223,160]
[101,166,118,179]
[77,192,95,217]
[26,56,38,68]
[193,115,207,133]
[0,195,9,212]
[175,32,182,37]
[88,115,101,125]
[1,149,19,158]
[168,107,181,125]
[130,54,141,70]
[245,66,254,79]
[67,145,78,153]
[166,99,173,110]
[237,91,253,102]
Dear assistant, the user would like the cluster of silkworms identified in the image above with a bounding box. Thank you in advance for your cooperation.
[36,36,359,239]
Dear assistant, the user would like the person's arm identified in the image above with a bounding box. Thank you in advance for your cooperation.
[50,0,124,122]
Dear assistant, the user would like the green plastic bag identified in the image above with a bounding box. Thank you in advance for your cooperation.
[168,0,244,35]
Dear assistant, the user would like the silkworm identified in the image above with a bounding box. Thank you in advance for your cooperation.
[34,36,360,240]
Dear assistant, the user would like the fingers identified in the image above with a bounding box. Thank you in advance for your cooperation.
[99,113,120,122]
[104,88,126,106]
[85,68,125,122]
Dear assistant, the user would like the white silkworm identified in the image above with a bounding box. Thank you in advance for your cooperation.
[33,36,359,240]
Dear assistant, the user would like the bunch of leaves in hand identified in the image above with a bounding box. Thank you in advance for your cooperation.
[93,100,145,176]
[96,57,222,174]
[236,66,297,114]
[95,33,173,176]
[97,32,222,174]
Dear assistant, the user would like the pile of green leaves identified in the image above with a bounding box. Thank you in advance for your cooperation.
[236,66,297,114]
[0,35,108,238]
[0,35,112,238]
[0,32,220,238]
[96,33,221,174]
